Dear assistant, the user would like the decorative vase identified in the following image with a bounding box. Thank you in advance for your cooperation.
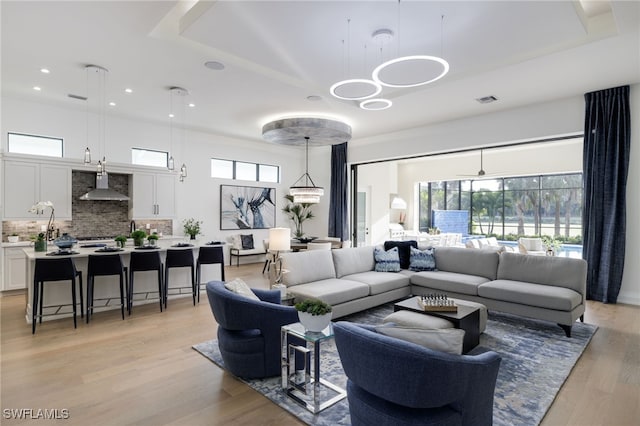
[134,238,144,247]
[298,311,332,332]
[34,240,46,252]
[190,234,196,240]
[116,240,126,248]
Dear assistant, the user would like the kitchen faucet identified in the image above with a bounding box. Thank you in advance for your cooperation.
[130,220,136,234]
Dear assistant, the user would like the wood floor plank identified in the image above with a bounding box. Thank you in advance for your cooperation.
[2,262,638,425]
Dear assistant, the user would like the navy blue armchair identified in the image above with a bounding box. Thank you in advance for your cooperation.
[334,322,501,426]
[206,281,299,379]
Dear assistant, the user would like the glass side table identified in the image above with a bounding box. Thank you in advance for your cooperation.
[281,322,346,414]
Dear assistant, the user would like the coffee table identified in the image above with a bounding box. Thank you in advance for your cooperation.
[281,322,346,414]
[394,297,481,353]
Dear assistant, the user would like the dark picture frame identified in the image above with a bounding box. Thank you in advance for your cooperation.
[220,185,276,230]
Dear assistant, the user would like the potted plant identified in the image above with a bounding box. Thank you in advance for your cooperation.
[147,233,159,247]
[115,235,128,248]
[294,299,333,332]
[183,218,202,240]
[8,233,19,243]
[282,195,315,239]
[541,236,562,256]
[34,233,47,252]
[131,230,147,247]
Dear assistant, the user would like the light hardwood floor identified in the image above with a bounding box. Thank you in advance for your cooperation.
[1,262,638,425]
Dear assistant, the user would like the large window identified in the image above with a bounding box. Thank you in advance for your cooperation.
[8,133,63,157]
[419,173,583,243]
[211,158,279,183]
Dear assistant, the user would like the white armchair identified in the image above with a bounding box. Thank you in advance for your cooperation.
[518,238,546,255]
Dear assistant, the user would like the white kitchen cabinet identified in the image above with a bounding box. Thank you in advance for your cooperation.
[132,172,175,219]
[3,161,71,219]
[3,247,27,291]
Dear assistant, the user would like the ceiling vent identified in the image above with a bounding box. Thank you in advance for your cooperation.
[68,93,87,101]
[476,95,498,104]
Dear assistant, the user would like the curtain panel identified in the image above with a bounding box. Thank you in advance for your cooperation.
[582,85,631,303]
[328,142,348,241]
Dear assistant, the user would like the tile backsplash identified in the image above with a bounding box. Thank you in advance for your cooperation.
[2,171,172,242]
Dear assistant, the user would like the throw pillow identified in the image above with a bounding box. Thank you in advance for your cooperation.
[224,278,260,301]
[231,235,243,250]
[384,240,417,269]
[375,324,465,355]
[409,246,437,271]
[241,234,254,250]
[374,246,401,272]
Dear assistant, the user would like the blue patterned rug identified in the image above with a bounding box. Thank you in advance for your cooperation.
[193,303,597,426]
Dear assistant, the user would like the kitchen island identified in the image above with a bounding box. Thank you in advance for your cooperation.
[22,239,225,324]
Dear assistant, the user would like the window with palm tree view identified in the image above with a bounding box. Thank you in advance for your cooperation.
[419,173,583,246]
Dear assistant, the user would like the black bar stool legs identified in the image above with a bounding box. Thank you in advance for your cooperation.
[32,258,83,334]
[196,246,225,303]
[164,249,196,308]
[86,254,128,323]
[128,251,164,315]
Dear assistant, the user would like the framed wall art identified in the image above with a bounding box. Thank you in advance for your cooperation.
[220,185,276,230]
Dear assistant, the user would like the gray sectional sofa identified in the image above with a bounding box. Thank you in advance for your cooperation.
[280,245,587,337]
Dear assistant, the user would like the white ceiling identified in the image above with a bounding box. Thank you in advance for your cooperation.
[2,1,639,146]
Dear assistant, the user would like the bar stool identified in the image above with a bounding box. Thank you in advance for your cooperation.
[32,257,83,334]
[128,251,164,314]
[164,249,196,307]
[196,246,225,303]
[86,254,127,323]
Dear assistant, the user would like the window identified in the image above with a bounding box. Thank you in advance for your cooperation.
[8,133,63,157]
[131,148,169,168]
[418,173,583,243]
[211,158,279,183]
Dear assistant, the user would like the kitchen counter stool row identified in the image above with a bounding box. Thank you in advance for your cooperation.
[31,246,224,333]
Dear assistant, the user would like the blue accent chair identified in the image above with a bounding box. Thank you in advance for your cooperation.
[206,281,300,379]
[334,321,502,426]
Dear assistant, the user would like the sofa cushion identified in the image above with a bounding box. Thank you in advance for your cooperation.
[224,278,260,301]
[343,271,411,295]
[384,240,417,269]
[281,250,336,287]
[409,246,436,271]
[478,280,582,311]
[410,271,489,295]
[374,246,401,272]
[434,247,499,280]
[286,278,370,306]
[332,246,375,278]
[375,324,465,355]
[241,234,255,249]
[497,252,587,294]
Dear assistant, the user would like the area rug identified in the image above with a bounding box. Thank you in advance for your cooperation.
[193,304,597,426]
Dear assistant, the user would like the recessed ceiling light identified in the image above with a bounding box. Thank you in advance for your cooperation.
[125,88,133,93]
[168,113,175,118]
[204,61,225,71]
[33,86,41,91]
[40,68,50,74]
[307,95,322,102]
[475,95,498,104]
[109,102,116,106]
[188,103,195,108]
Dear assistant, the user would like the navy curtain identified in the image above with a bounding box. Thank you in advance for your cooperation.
[583,85,631,303]
[328,142,348,240]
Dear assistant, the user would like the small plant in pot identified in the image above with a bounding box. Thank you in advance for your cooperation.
[183,218,202,240]
[34,233,47,252]
[147,233,159,246]
[131,230,147,247]
[114,235,128,248]
[8,233,19,243]
[294,299,333,332]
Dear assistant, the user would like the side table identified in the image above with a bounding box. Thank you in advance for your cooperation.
[281,322,346,413]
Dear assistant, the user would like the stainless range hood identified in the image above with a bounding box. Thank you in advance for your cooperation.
[79,174,130,201]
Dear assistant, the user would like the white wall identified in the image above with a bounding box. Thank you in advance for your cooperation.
[349,89,639,306]
[356,161,397,246]
[1,96,333,244]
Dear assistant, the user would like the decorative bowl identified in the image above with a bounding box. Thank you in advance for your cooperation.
[296,237,318,244]
[54,233,77,249]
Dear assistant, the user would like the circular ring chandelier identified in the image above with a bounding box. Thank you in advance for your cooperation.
[329,78,382,101]
[360,98,393,111]
[372,55,450,88]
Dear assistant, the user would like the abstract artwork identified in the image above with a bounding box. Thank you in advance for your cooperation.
[220,185,276,230]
